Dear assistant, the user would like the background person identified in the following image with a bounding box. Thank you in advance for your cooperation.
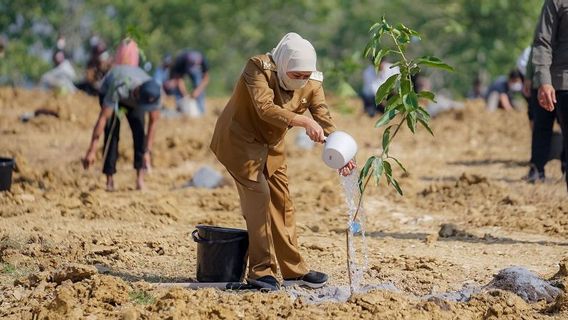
[82,65,161,191]
[114,37,140,66]
[467,77,485,100]
[153,54,173,87]
[39,50,77,93]
[523,46,565,183]
[210,33,355,291]
[76,37,112,96]
[165,49,210,114]
[360,59,400,117]
[485,69,524,111]
[533,0,568,190]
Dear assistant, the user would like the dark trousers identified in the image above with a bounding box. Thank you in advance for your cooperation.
[555,91,568,188]
[361,92,385,117]
[99,97,146,175]
[530,89,564,172]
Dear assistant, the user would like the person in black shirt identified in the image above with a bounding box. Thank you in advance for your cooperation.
[163,50,210,114]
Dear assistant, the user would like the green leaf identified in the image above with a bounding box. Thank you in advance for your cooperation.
[126,25,148,47]
[375,109,399,128]
[358,156,376,193]
[394,104,406,112]
[389,156,407,174]
[398,32,410,44]
[385,94,401,110]
[375,157,384,177]
[403,91,419,112]
[410,64,421,76]
[416,106,431,122]
[390,178,404,195]
[417,56,454,72]
[396,23,420,38]
[380,16,391,31]
[373,158,384,185]
[417,118,434,136]
[390,61,403,69]
[373,48,390,68]
[360,156,375,180]
[406,112,417,133]
[400,78,411,94]
[395,23,410,35]
[363,41,374,59]
[369,22,382,34]
[383,160,393,181]
[417,90,436,102]
[383,160,403,195]
[375,73,399,105]
[382,126,391,154]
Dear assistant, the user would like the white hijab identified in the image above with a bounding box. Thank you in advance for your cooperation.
[269,33,317,91]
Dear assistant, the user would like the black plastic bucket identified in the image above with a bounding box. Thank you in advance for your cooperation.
[0,158,15,192]
[192,225,248,282]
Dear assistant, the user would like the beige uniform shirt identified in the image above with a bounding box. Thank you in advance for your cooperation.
[210,54,336,182]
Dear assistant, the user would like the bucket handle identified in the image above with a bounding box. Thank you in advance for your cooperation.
[192,229,247,244]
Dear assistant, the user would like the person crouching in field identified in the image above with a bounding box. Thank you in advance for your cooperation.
[82,65,161,191]
[210,33,356,291]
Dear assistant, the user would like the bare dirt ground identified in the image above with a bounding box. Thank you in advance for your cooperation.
[0,87,566,319]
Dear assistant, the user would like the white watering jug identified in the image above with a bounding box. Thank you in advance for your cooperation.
[322,131,357,169]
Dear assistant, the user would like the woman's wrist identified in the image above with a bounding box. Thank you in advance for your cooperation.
[291,115,308,128]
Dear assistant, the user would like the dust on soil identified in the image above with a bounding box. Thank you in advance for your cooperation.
[0,88,566,319]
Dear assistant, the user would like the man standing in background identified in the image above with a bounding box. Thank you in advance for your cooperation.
[533,0,568,190]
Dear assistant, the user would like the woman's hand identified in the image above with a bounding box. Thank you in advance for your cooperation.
[291,115,325,143]
[306,120,325,143]
[338,159,357,176]
[303,117,325,143]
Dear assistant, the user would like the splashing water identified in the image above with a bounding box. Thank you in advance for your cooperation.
[340,168,369,293]
[286,283,399,304]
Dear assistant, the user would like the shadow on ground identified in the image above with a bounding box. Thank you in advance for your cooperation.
[446,158,528,168]
[331,229,568,247]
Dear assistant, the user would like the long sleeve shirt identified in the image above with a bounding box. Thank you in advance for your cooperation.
[210,54,336,181]
[526,48,535,87]
[532,0,568,90]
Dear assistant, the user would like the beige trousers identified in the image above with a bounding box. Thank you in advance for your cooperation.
[230,163,309,280]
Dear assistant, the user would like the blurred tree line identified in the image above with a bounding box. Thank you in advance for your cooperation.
[0,0,542,96]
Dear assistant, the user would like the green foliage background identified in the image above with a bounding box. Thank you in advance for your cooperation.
[0,0,542,95]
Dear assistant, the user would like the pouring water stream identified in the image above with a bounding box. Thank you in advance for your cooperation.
[340,168,369,295]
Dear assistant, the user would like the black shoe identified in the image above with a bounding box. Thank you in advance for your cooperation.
[247,276,280,291]
[282,270,328,288]
[523,167,545,184]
